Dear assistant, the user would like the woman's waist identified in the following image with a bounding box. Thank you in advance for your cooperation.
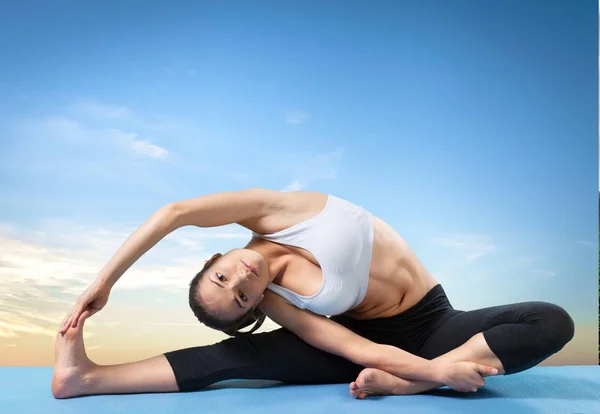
[344,271,440,320]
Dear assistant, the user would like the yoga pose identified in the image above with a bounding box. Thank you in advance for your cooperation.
[52,189,575,399]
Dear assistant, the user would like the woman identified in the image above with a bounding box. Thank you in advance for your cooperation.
[53,188,574,399]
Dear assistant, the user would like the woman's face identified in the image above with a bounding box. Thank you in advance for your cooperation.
[196,248,269,322]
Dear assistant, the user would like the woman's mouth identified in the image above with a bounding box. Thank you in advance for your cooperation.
[242,260,259,277]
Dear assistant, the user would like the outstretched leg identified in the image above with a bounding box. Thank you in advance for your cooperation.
[52,312,363,398]
[349,301,574,398]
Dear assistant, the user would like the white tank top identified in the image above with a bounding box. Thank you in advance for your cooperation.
[252,194,374,316]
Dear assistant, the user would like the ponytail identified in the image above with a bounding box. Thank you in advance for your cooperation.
[221,307,266,336]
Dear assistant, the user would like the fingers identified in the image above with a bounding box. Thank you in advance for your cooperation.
[60,312,75,334]
[60,307,77,333]
[77,309,92,326]
[458,385,480,393]
[472,369,486,392]
[62,300,80,331]
[60,298,84,333]
[59,314,70,334]
[461,364,487,392]
[475,363,498,377]
[463,377,483,393]
[71,310,81,328]
[59,308,92,334]
[71,298,87,328]
[475,376,484,391]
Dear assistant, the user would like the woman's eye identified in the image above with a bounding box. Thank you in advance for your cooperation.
[216,273,226,281]
[239,292,247,302]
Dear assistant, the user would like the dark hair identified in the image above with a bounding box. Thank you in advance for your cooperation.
[188,253,266,336]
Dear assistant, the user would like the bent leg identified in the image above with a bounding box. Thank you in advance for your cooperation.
[418,301,575,374]
[350,301,575,398]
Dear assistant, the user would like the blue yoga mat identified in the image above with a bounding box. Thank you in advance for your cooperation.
[1,366,598,414]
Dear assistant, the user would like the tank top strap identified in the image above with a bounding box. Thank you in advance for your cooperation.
[251,195,333,259]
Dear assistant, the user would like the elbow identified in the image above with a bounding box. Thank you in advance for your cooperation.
[158,203,181,229]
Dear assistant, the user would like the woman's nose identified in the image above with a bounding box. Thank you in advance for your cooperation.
[235,271,251,284]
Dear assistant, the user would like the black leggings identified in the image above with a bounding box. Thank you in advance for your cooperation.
[164,284,575,392]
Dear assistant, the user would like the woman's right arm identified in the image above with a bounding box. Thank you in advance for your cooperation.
[60,204,179,333]
[60,188,286,332]
[99,188,284,287]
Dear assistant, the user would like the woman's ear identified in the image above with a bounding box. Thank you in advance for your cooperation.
[204,253,223,266]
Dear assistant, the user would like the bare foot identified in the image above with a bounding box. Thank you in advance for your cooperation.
[51,311,97,399]
[349,368,408,399]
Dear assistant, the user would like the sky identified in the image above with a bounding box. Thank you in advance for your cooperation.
[0,0,597,367]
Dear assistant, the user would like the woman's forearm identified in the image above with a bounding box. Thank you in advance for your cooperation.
[96,204,180,288]
[358,343,445,384]
[384,376,443,395]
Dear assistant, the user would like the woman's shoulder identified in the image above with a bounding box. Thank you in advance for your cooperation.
[240,190,330,234]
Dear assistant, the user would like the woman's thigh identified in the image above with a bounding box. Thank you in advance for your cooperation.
[415,301,574,373]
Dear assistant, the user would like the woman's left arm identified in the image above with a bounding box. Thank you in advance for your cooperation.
[261,292,497,392]
[261,292,445,384]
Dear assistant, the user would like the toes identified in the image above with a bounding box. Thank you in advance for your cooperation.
[349,382,366,399]
[355,377,365,389]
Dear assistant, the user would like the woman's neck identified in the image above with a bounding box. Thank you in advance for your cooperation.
[245,237,286,284]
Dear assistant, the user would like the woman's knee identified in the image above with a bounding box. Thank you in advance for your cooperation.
[537,302,575,351]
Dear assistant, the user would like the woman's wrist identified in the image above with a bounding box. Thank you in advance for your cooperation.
[95,274,115,290]
[374,345,447,383]
[417,360,445,383]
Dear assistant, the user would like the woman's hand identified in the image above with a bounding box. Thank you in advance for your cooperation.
[439,361,498,392]
[59,279,111,334]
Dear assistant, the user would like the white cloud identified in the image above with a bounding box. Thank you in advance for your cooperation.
[0,219,252,341]
[72,101,132,120]
[1,109,193,201]
[285,110,310,125]
[110,129,170,159]
[0,307,96,339]
[0,320,58,339]
[279,148,344,191]
[430,235,495,262]
[48,116,85,138]
[20,116,171,161]
[4,344,16,347]
[71,100,183,131]
[0,220,250,293]
[281,180,304,192]
[0,324,18,338]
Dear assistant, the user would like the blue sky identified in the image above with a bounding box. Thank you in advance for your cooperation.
[0,0,597,358]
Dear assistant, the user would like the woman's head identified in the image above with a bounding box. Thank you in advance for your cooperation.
[188,248,269,335]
